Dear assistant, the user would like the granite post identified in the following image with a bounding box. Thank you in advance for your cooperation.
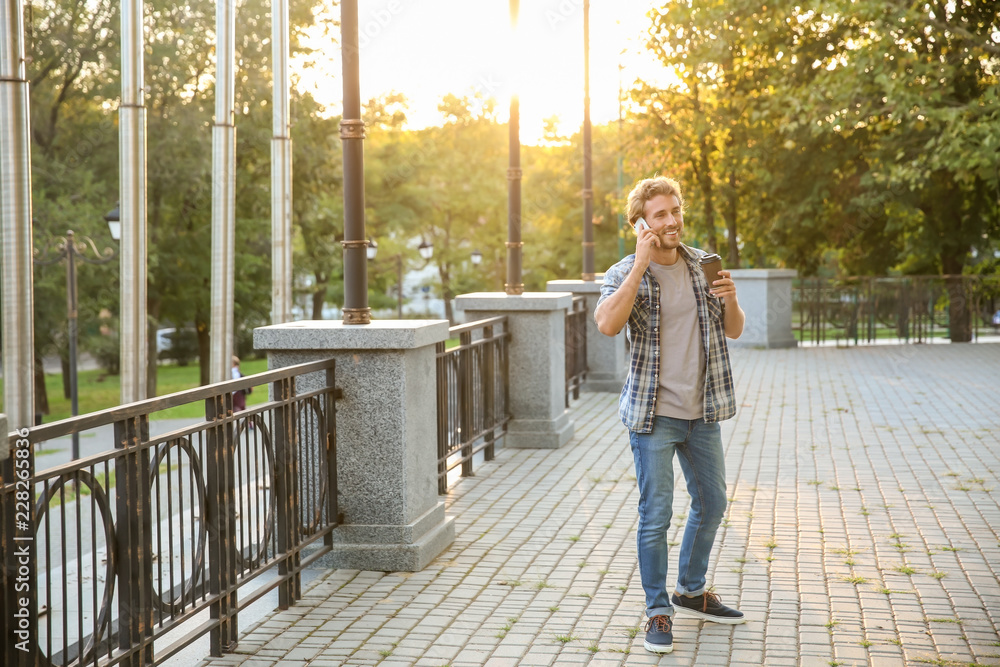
[546,279,626,393]
[254,320,454,571]
[728,268,798,349]
[454,292,574,449]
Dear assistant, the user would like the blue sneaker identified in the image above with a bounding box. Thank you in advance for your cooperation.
[671,591,746,624]
[643,614,673,653]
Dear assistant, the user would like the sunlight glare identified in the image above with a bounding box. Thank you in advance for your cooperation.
[295,0,665,145]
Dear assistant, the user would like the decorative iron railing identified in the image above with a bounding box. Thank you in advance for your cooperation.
[436,317,511,494]
[0,358,339,667]
[565,296,588,405]
[795,275,1000,345]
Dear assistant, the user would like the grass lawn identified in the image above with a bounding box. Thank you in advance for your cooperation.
[0,358,270,423]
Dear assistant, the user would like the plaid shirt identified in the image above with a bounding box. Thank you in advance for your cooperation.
[597,244,737,433]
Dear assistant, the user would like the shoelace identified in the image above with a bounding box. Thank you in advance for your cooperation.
[701,591,722,611]
[645,615,672,633]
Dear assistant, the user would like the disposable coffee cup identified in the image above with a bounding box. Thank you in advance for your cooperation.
[699,253,723,295]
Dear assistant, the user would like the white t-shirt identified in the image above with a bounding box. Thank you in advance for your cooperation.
[648,259,705,420]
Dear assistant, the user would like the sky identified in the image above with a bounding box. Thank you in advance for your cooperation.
[297,0,668,144]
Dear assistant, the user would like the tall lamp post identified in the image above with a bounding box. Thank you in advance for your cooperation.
[33,209,120,460]
[581,0,595,280]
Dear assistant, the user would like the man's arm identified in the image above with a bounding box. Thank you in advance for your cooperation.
[709,269,745,339]
[595,226,660,336]
[594,266,645,336]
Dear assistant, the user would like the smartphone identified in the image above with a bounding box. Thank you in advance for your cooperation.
[636,217,650,231]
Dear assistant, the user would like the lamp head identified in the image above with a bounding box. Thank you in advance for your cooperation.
[104,203,121,241]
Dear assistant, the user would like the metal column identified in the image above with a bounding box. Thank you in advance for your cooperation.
[581,0,595,280]
[119,0,148,402]
[505,0,524,295]
[211,0,237,381]
[271,0,293,324]
[0,0,34,428]
[340,0,370,324]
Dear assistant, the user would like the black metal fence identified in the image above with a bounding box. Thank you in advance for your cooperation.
[0,359,339,667]
[565,296,588,404]
[436,317,511,494]
[795,275,1000,345]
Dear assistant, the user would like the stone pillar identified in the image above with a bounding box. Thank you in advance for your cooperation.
[546,278,626,393]
[454,293,574,449]
[728,269,798,349]
[254,320,455,571]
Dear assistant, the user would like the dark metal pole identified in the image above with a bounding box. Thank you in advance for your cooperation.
[66,231,81,460]
[581,0,595,280]
[397,254,403,319]
[506,0,523,295]
[340,0,370,324]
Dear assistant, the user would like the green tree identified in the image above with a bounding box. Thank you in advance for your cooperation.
[416,93,507,321]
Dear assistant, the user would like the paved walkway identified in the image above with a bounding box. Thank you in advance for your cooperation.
[196,344,1000,667]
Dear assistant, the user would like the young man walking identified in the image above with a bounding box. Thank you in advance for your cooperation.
[595,176,747,654]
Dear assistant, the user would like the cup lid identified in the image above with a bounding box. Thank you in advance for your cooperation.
[699,253,722,264]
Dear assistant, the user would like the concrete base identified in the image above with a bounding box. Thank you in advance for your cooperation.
[320,503,455,572]
[546,279,627,393]
[254,319,455,572]
[506,411,574,449]
[454,292,575,449]
[727,269,799,349]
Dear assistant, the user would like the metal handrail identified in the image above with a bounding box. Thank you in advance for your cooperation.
[436,317,511,494]
[0,358,340,665]
[565,296,588,404]
[794,274,1000,345]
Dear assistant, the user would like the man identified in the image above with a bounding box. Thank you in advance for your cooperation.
[594,176,747,654]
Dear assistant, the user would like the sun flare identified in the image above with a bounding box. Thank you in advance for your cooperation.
[295,0,667,144]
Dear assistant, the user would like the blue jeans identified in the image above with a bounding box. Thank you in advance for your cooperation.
[629,416,728,618]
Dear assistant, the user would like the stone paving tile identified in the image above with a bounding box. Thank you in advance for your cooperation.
[192,345,1000,666]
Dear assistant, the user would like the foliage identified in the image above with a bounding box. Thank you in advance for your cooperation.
[630,0,1000,284]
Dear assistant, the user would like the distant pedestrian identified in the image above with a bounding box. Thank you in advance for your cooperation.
[992,309,1000,332]
[232,355,250,412]
[594,176,747,655]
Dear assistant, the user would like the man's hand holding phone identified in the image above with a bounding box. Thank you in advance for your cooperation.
[634,217,659,270]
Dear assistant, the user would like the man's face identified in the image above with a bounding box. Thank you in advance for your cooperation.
[640,194,684,249]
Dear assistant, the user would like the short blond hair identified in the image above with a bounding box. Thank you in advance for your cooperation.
[626,176,684,227]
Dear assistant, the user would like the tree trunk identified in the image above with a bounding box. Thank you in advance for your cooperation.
[439,263,453,323]
[61,355,71,399]
[197,319,211,386]
[311,272,328,319]
[943,255,971,342]
[689,83,719,254]
[725,168,740,268]
[34,355,49,422]
[696,138,719,255]
[147,297,161,397]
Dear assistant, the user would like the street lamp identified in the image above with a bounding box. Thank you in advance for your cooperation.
[471,249,483,266]
[418,239,434,261]
[33,207,120,461]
